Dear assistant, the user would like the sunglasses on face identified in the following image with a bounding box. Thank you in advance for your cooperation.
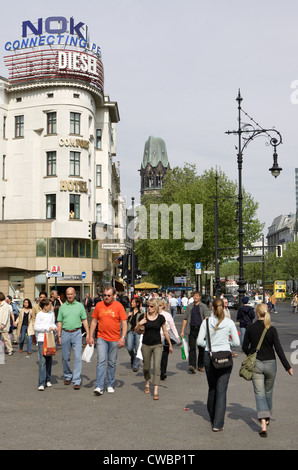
[104,294,112,297]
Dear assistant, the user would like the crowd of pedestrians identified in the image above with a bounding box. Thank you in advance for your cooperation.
[0,287,293,438]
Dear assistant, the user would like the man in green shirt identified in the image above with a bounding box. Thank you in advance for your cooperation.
[57,287,90,390]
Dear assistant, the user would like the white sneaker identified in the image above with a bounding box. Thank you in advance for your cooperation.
[38,385,44,391]
[46,382,52,387]
[107,387,114,393]
[93,387,103,396]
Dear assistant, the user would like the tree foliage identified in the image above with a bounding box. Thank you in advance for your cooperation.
[135,164,264,286]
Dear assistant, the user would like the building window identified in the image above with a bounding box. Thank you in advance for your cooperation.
[46,194,56,219]
[2,196,5,220]
[36,238,98,259]
[96,203,102,223]
[47,112,57,134]
[70,112,80,135]
[15,115,24,138]
[2,155,6,180]
[96,129,102,149]
[70,194,80,219]
[36,239,47,257]
[70,151,80,176]
[46,151,56,176]
[3,116,7,138]
[96,165,102,187]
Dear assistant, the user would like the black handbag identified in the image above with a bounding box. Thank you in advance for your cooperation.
[206,318,233,369]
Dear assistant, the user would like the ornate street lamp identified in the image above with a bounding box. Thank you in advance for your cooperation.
[225,90,283,303]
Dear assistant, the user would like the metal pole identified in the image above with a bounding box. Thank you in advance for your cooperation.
[237,90,246,304]
[214,172,220,297]
[131,197,135,299]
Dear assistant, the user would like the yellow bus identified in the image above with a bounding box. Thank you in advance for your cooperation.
[265,280,286,299]
[274,280,286,299]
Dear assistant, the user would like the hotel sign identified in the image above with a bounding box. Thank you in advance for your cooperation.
[60,180,88,193]
[59,137,90,149]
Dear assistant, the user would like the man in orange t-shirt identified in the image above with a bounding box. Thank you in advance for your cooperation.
[89,286,127,396]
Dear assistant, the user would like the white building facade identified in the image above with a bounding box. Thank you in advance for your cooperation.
[0,16,122,300]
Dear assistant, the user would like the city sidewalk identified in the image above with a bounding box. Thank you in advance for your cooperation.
[0,302,297,451]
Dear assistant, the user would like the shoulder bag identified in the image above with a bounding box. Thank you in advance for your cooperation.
[206,318,233,369]
[239,328,267,381]
[134,313,146,335]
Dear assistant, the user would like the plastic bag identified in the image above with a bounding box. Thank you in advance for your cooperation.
[82,344,94,363]
[181,336,189,360]
[136,334,143,360]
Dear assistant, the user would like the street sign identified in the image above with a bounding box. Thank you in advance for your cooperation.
[174,276,186,284]
[81,271,86,279]
[46,272,63,278]
[101,243,127,250]
[195,262,201,275]
[50,265,61,273]
[204,271,215,275]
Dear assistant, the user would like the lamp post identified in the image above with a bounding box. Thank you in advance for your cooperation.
[226,90,282,304]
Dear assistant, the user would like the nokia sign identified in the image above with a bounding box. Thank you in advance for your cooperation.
[4,16,104,92]
[4,16,102,57]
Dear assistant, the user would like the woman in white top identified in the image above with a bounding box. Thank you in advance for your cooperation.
[197,298,240,432]
[158,300,180,380]
[34,298,57,390]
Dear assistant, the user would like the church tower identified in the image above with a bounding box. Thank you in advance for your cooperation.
[140,136,170,197]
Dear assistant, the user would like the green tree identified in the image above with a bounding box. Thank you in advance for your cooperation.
[135,164,263,286]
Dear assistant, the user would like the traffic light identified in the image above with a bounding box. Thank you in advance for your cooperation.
[88,222,96,240]
[276,244,283,258]
[117,254,129,278]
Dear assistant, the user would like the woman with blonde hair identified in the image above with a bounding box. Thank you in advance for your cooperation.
[135,298,173,400]
[243,303,293,437]
[197,298,240,431]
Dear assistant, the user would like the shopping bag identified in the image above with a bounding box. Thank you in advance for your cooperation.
[136,334,143,360]
[82,344,94,363]
[181,336,189,360]
[43,332,56,356]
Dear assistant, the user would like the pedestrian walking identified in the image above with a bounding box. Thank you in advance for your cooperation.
[180,291,209,373]
[135,298,173,400]
[0,292,13,355]
[126,297,142,372]
[90,286,127,396]
[237,296,255,346]
[197,298,240,432]
[158,299,180,381]
[16,298,34,354]
[57,287,90,390]
[34,298,57,391]
[242,303,293,437]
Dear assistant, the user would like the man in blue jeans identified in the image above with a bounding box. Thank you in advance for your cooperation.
[57,287,90,390]
[89,286,127,395]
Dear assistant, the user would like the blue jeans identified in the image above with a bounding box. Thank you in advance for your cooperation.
[38,342,52,386]
[19,325,32,352]
[61,329,82,385]
[204,351,232,429]
[170,307,177,320]
[95,337,119,389]
[127,330,141,370]
[252,359,277,420]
